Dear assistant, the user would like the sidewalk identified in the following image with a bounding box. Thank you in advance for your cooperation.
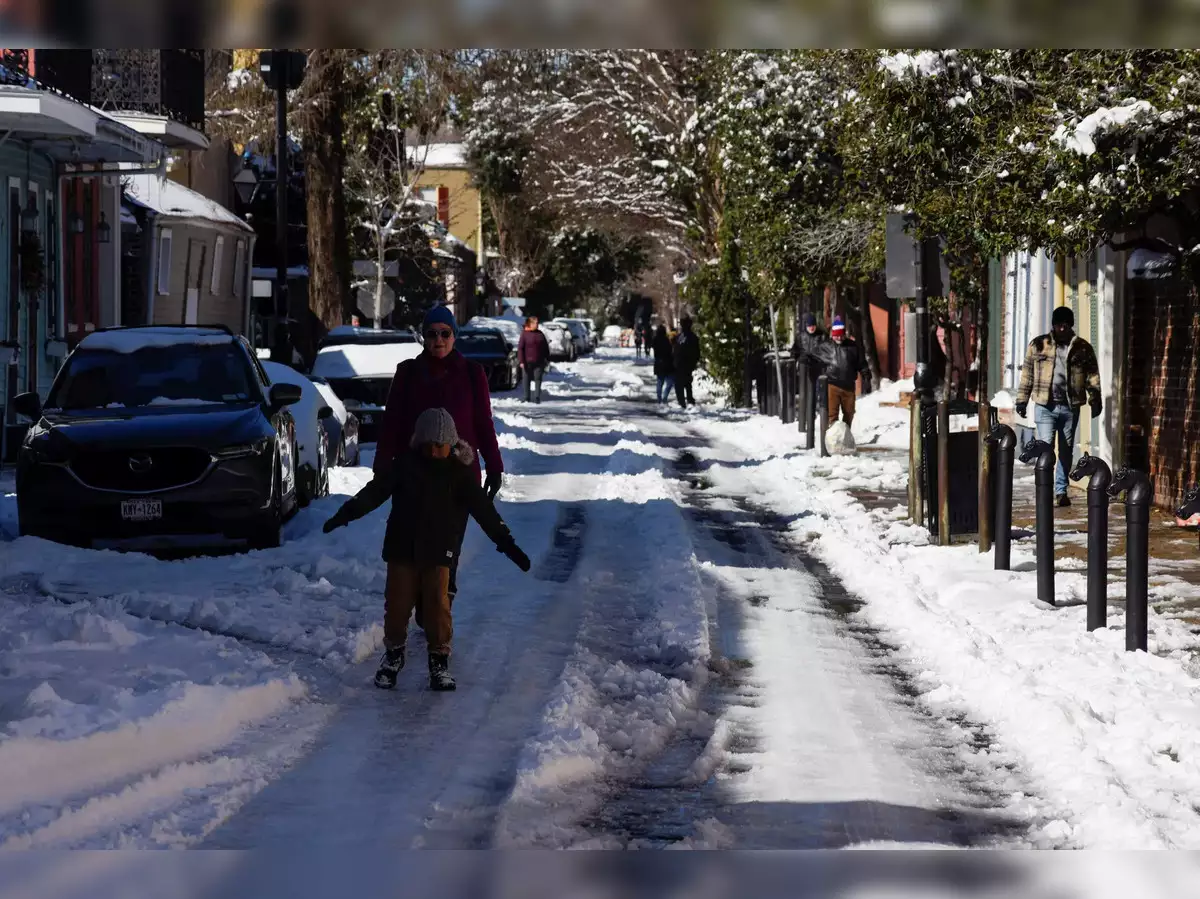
[849,449,1200,646]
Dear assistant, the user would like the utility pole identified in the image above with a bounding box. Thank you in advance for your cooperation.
[259,49,306,363]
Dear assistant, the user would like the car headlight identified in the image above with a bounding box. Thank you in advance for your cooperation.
[215,437,272,460]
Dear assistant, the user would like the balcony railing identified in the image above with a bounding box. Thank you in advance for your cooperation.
[92,50,205,134]
[0,49,93,103]
[0,50,204,134]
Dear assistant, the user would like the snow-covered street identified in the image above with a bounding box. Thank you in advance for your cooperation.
[4,349,1200,856]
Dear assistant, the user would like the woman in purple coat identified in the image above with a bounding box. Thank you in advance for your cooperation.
[517,316,551,404]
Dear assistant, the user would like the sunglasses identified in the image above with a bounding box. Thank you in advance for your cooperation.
[425,328,454,340]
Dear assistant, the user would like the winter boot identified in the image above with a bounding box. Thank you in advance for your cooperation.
[428,653,456,691]
[374,645,406,689]
[1056,493,1071,508]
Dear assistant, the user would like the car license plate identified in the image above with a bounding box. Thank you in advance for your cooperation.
[120,498,162,521]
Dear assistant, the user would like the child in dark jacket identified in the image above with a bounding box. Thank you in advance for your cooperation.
[323,407,530,691]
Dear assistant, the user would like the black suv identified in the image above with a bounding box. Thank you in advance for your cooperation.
[14,326,303,551]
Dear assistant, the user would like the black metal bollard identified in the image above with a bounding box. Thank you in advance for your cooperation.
[1019,439,1056,605]
[986,424,1017,571]
[817,374,829,458]
[1069,453,1112,632]
[1108,467,1151,652]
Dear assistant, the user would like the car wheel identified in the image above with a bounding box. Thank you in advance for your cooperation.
[250,458,284,550]
[318,439,330,498]
[335,437,347,467]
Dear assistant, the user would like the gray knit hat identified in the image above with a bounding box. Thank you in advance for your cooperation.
[411,407,459,448]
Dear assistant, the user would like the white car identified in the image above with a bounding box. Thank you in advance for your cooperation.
[310,341,422,443]
[601,325,624,347]
[540,321,575,361]
[311,377,361,467]
[261,361,333,506]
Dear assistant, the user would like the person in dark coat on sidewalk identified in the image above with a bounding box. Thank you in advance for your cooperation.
[672,315,702,408]
[791,312,826,418]
[652,324,675,403]
[324,408,530,691]
[810,316,868,427]
[517,315,550,404]
[374,304,505,611]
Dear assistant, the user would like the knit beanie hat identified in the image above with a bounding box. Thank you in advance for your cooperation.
[422,304,458,336]
[1051,306,1074,328]
[830,317,845,336]
[802,312,817,328]
[411,407,458,448]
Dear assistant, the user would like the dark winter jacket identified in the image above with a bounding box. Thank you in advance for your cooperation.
[374,349,503,481]
[792,328,826,374]
[812,337,868,391]
[517,328,550,368]
[331,444,516,567]
[673,328,702,375]
[652,332,675,377]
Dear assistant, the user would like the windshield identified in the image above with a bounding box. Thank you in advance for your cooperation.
[319,330,417,348]
[456,332,507,354]
[48,344,258,410]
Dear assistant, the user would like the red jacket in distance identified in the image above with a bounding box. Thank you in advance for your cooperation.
[373,349,503,481]
[517,328,550,367]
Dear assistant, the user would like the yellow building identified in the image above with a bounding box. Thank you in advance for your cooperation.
[411,143,483,261]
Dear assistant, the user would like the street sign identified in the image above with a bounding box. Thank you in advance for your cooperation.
[259,50,307,91]
[356,283,395,320]
[885,213,950,299]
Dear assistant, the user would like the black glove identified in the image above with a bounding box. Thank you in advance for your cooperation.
[1014,402,1027,419]
[323,512,347,534]
[500,542,531,572]
[1090,396,1103,417]
[485,471,503,500]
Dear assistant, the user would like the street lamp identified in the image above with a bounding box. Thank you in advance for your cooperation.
[233,166,258,206]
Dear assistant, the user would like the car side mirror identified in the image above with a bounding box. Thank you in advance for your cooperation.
[268,382,303,411]
[317,405,334,420]
[13,391,41,420]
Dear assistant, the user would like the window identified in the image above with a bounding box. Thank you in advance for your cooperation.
[157,229,173,295]
[232,239,246,298]
[418,186,438,205]
[210,235,225,294]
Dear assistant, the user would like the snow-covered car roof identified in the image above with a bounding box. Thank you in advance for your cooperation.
[79,327,236,354]
[311,342,422,379]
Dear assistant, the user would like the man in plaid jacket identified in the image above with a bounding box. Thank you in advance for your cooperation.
[1014,306,1102,507]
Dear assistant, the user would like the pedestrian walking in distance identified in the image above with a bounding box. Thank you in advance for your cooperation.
[634,326,644,359]
[809,316,868,427]
[518,315,550,404]
[652,324,676,404]
[791,312,825,423]
[323,408,530,691]
[672,315,702,408]
[1014,305,1102,508]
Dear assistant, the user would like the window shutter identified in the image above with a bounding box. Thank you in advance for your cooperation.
[437,186,450,227]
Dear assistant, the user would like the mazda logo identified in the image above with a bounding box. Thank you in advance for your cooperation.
[128,453,154,473]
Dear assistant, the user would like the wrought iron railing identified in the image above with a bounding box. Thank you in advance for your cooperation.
[92,49,205,133]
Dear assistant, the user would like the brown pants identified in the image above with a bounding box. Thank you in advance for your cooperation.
[827,384,857,426]
[384,564,453,656]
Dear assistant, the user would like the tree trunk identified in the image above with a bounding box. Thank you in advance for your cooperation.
[303,50,350,337]
[857,282,882,390]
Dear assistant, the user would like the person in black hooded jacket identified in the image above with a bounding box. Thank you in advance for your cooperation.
[323,407,530,691]
[652,324,675,403]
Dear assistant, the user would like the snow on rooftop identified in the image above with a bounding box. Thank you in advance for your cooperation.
[311,342,422,379]
[413,142,466,169]
[124,175,252,232]
[79,327,235,353]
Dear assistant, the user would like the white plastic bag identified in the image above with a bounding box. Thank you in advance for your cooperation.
[824,420,857,455]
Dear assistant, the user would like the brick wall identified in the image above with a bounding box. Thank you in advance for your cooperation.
[1123,275,1200,509]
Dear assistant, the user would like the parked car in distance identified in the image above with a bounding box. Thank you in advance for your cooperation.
[15,326,302,551]
[311,376,360,467]
[456,328,520,391]
[318,325,422,349]
[261,361,334,506]
[467,316,522,352]
[553,318,592,356]
[540,321,575,361]
[310,340,422,443]
[602,325,624,347]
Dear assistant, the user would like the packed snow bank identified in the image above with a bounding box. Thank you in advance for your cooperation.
[690,386,1200,849]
